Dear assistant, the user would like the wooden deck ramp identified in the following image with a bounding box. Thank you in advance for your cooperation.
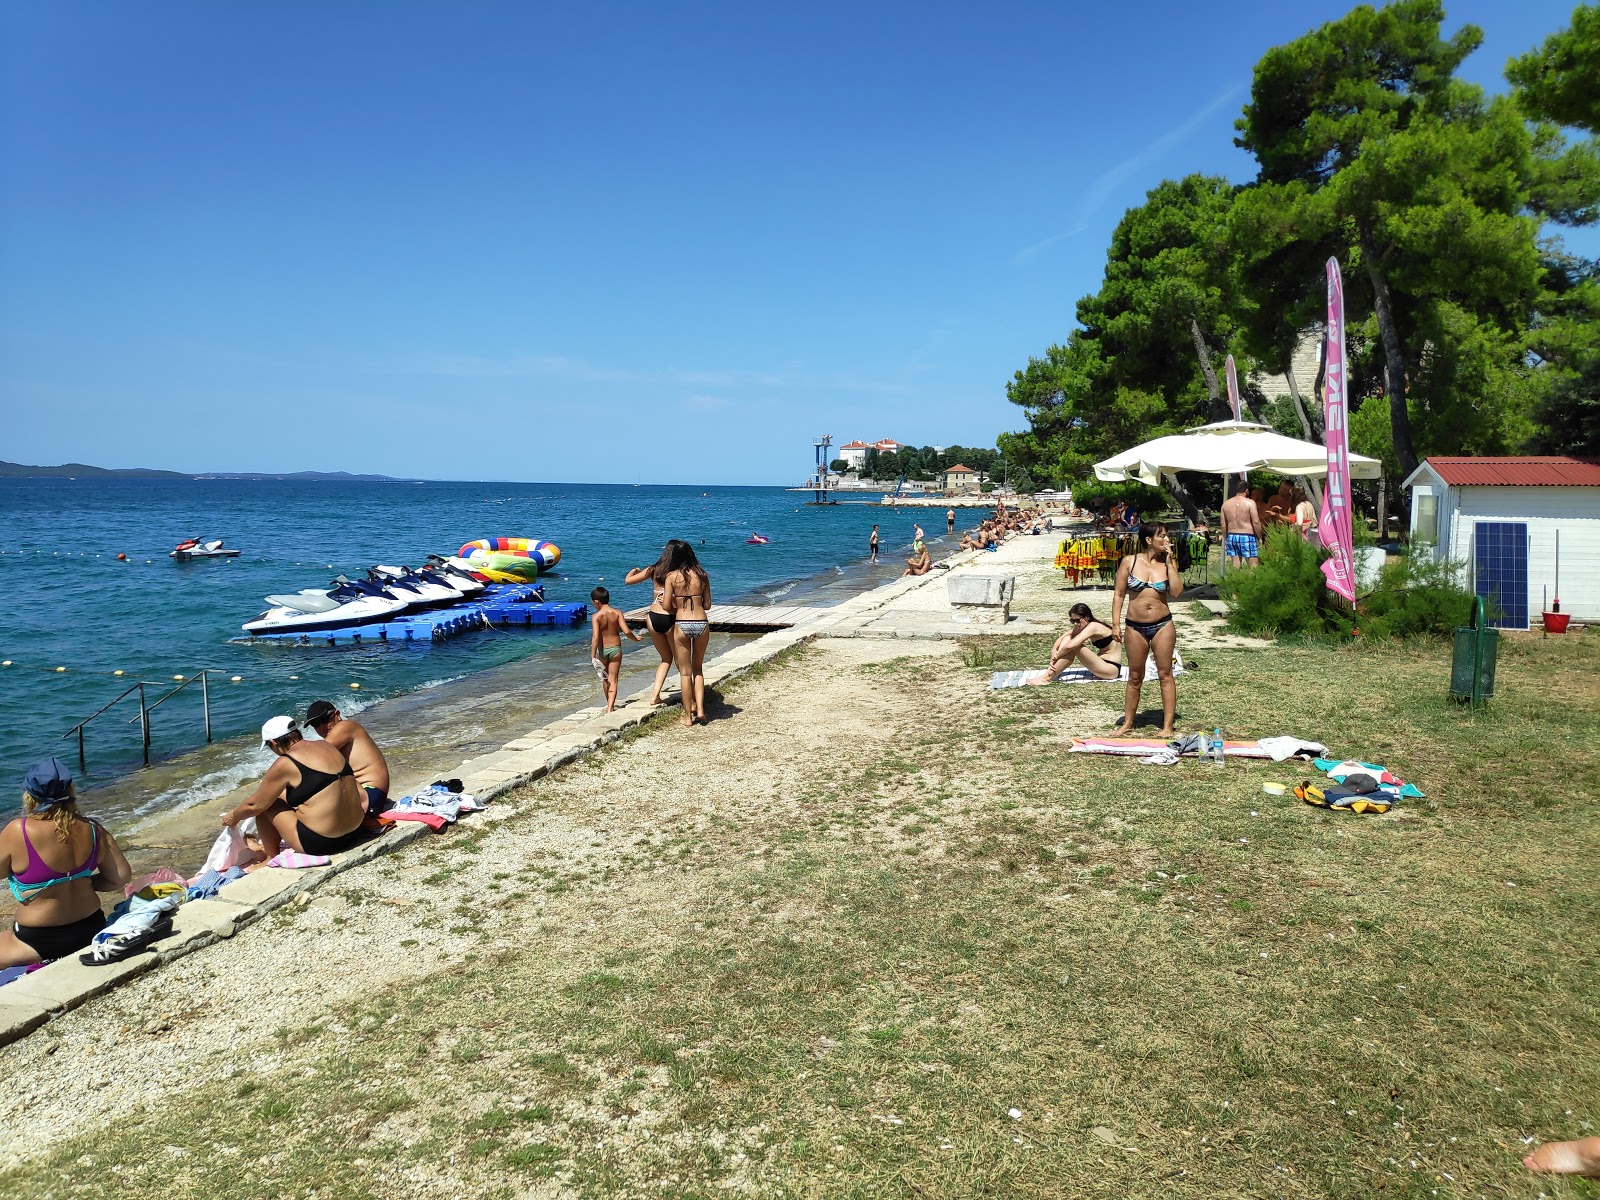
[625,604,822,633]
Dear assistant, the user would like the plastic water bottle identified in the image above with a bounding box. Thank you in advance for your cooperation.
[1212,728,1226,766]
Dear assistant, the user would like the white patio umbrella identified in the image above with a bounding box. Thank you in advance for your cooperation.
[1093,420,1381,485]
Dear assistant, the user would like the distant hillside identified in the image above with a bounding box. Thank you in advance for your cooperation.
[1,461,403,482]
[0,460,188,479]
[192,471,403,482]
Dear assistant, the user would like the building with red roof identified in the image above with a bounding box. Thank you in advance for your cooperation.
[1402,456,1600,627]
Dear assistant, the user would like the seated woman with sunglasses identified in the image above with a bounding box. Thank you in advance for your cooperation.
[1109,521,1183,738]
[224,716,368,857]
[1028,603,1123,684]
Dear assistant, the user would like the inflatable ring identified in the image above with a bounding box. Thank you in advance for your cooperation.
[458,537,562,576]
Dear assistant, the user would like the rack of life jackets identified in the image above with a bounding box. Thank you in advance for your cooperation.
[1054,531,1211,587]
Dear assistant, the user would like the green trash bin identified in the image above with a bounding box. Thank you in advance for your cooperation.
[1450,596,1498,705]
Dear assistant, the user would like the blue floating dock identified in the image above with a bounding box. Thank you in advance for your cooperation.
[238,583,587,646]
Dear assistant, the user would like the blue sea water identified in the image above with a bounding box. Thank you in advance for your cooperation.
[0,478,949,821]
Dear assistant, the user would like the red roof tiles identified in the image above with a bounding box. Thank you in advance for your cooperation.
[1425,456,1600,487]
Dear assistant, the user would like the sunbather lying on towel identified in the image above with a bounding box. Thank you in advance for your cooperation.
[1029,603,1122,684]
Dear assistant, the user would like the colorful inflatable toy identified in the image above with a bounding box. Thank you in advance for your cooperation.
[456,537,561,583]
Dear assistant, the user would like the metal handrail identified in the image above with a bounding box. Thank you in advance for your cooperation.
[128,670,214,742]
[61,668,219,768]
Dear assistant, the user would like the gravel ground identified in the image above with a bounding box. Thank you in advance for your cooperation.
[0,636,958,1175]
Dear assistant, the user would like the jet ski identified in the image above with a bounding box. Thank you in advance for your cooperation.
[423,555,488,596]
[244,578,410,635]
[172,537,241,561]
[367,565,461,607]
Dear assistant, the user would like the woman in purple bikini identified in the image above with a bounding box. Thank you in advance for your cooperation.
[0,758,133,965]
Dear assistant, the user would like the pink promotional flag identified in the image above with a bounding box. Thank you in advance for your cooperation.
[1319,258,1357,601]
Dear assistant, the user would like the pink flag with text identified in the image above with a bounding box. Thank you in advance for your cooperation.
[1319,258,1356,601]
[1225,354,1241,422]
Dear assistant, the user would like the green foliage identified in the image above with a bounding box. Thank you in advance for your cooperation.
[1222,529,1352,639]
[1358,554,1475,640]
[828,459,848,474]
[1003,175,1241,488]
[1002,1,1600,480]
[861,445,999,482]
[1069,478,1169,514]
[1507,3,1600,132]
[1224,529,1474,641]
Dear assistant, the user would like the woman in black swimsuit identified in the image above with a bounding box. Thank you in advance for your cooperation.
[1109,521,1183,737]
[625,540,687,706]
[225,716,367,857]
[1029,603,1123,684]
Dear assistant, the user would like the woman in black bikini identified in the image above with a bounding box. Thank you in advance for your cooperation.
[1109,521,1183,737]
[1029,603,1123,684]
[225,716,367,857]
[625,540,687,706]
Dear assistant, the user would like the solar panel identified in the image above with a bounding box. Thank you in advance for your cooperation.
[1474,522,1528,630]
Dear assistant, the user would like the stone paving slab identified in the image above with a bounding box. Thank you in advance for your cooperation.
[6,950,161,1013]
[216,865,331,911]
[0,993,53,1046]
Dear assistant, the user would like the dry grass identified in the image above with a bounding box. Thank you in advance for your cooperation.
[4,630,1597,1199]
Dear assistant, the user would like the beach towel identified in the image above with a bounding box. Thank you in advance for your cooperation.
[124,868,186,897]
[266,850,331,869]
[1311,758,1425,798]
[1255,736,1331,762]
[1070,737,1273,758]
[185,866,247,900]
[376,810,449,831]
[199,825,263,876]
[988,653,1185,690]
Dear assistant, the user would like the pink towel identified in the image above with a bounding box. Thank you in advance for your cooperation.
[376,811,448,831]
[266,850,331,869]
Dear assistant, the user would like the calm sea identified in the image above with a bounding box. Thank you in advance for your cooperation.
[0,478,958,826]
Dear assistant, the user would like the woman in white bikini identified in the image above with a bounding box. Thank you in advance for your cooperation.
[662,541,712,727]
[1109,521,1183,738]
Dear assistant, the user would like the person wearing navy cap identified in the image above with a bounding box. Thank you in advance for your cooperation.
[1,757,132,965]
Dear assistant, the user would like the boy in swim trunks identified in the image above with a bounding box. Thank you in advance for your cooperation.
[590,587,641,713]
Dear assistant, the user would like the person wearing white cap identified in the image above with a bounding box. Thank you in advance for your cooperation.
[223,716,367,857]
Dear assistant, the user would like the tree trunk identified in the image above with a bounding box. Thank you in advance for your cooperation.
[1360,231,1420,481]
[1189,314,1226,422]
[1375,473,1388,543]
[1161,473,1203,523]
[1284,368,1324,508]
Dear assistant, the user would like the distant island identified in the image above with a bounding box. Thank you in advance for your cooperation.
[0,460,404,482]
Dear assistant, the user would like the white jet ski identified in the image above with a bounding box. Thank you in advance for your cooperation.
[244,578,410,635]
[172,537,241,561]
[368,565,461,607]
[423,555,488,596]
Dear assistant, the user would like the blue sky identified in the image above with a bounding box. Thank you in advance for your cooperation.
[1,1,1591,484]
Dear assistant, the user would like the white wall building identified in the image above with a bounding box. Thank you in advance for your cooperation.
[1402,456,1600,628]
[838,439,906,470]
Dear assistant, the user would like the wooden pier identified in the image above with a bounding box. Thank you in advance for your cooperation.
[625,604,822,633]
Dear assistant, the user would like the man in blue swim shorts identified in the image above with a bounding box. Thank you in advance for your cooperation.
[1221,480,1263,568]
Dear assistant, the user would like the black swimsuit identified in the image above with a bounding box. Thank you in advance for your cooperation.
[283,753,354,809]
[1092,634,1115,652]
